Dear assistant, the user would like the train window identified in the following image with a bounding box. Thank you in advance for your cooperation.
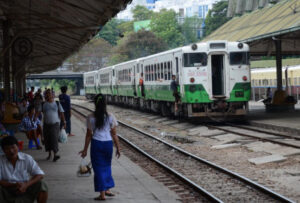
[274,79,277,86]
[146,66,148,81]
[282,79,285,85]
[154,64,157,80]
[230,52,250,65]
[113,70,115,76]
[157,64,160,79]
[298,77,300,85]
[183,53,207,67]
[288,78,291,85]
[167,62,171,80]
[137,64,139,73]
[151,65,154,81]
[263,79,268,86]
[259,80,261,86]
[269,79,272,86]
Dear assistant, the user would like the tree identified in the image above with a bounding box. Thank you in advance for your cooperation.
[97,18,121,45]
[132,5,154,21]
[117,20,134,36]
[67,38,112,72]
[180,16,203,45]
[150,9,184,49]
[204,1,231,37]
[108,30,168,65]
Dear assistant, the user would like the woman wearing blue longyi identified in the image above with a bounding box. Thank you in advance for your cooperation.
[79,94,121,201]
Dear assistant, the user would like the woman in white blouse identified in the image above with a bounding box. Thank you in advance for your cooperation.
[79,94,120,201]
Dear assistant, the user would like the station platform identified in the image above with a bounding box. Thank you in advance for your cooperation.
[247,101,300,134]
[13,116,180,203]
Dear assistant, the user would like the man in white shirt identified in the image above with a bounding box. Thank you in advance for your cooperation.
[0,136,48,203]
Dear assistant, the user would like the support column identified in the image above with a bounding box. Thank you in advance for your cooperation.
[3,20,11,101]
[275,39,282,91]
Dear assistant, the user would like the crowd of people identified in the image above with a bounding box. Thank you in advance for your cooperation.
[0,86,121,202]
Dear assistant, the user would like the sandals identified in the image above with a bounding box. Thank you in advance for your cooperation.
[94,196,105,201]
[105,192,115,196]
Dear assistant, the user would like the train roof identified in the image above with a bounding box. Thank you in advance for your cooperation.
[251,64,300,73]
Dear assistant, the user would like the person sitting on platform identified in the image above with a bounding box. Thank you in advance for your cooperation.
[0,136,48,203]
[18,98,29,119]
[20,105,43,150]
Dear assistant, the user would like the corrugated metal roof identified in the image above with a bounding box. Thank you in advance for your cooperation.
[203,0,300,42]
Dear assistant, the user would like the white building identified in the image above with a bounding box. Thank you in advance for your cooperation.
[118,0,221,20]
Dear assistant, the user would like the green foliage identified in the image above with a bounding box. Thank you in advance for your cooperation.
[108,30,168,65]
[117,20,134,35]
[204,1,231,37]
[67,38,112,72]
[180,16,202,45]
[97,18,121,45]
[40,79,76,95]
[132,5,154,21]
[150,9,185,49]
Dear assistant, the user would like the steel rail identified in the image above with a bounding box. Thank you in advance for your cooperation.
[208,124,300,149]
[226,122,300,141]
[71,103,295,203]
[71,104,222,202]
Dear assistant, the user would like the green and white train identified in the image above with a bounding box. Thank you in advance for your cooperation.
[84,41,251,118]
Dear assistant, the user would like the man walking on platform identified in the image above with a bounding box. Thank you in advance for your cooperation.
[43,89,66,162]
[59,86,74,137]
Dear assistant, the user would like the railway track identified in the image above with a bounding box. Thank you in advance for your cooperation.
[71,103,295,203]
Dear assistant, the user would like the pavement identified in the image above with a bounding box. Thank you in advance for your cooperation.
[14,116,180,203]
[247,101,300,133]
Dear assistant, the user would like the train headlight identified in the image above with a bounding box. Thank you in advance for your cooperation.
[242,76,248,81]
[190,77,195,83]
[191,44,197,50]
[238,43,243,49]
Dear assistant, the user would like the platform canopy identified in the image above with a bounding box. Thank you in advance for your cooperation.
[203,0,300,56]
[0,0,132,74]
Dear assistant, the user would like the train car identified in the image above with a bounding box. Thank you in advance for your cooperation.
[84,41,251,119]
[83,70,97,99]
[251,65,300,100]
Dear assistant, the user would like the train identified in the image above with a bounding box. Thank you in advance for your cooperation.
[84,41,251,118]
[251,65,300,101]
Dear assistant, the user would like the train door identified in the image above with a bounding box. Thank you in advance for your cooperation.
[174,51,183,94]
[111,67,116,95]
[133,64,137,96]
[211,54,225,96]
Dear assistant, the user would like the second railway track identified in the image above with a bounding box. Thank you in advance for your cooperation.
[71,103,295,203]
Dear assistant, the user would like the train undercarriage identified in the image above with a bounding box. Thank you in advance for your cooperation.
[95,94,248,120]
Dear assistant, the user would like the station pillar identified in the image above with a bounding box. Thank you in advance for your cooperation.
[3,20,12,102]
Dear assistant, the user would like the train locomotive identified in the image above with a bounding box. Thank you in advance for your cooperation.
[84,41,251,119]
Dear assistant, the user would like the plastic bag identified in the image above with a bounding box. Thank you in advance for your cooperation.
[58,129,68,143]
[77,158,92,177]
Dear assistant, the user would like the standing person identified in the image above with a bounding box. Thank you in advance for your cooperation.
[42,89,66,162]
[18,98,29,118]
[51,88,55,98]
[27,87,35,105]
[139,72,145,97]
[59,86,74,136]
[34,89,44,120]
[0,136,48,203]
[79,94,121,201]
[170,75,180,115]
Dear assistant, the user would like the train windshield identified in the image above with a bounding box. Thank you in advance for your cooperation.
[230,52,250,65]
[183,53,207,67]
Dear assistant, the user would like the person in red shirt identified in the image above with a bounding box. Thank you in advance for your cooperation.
[27,87,34,105]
